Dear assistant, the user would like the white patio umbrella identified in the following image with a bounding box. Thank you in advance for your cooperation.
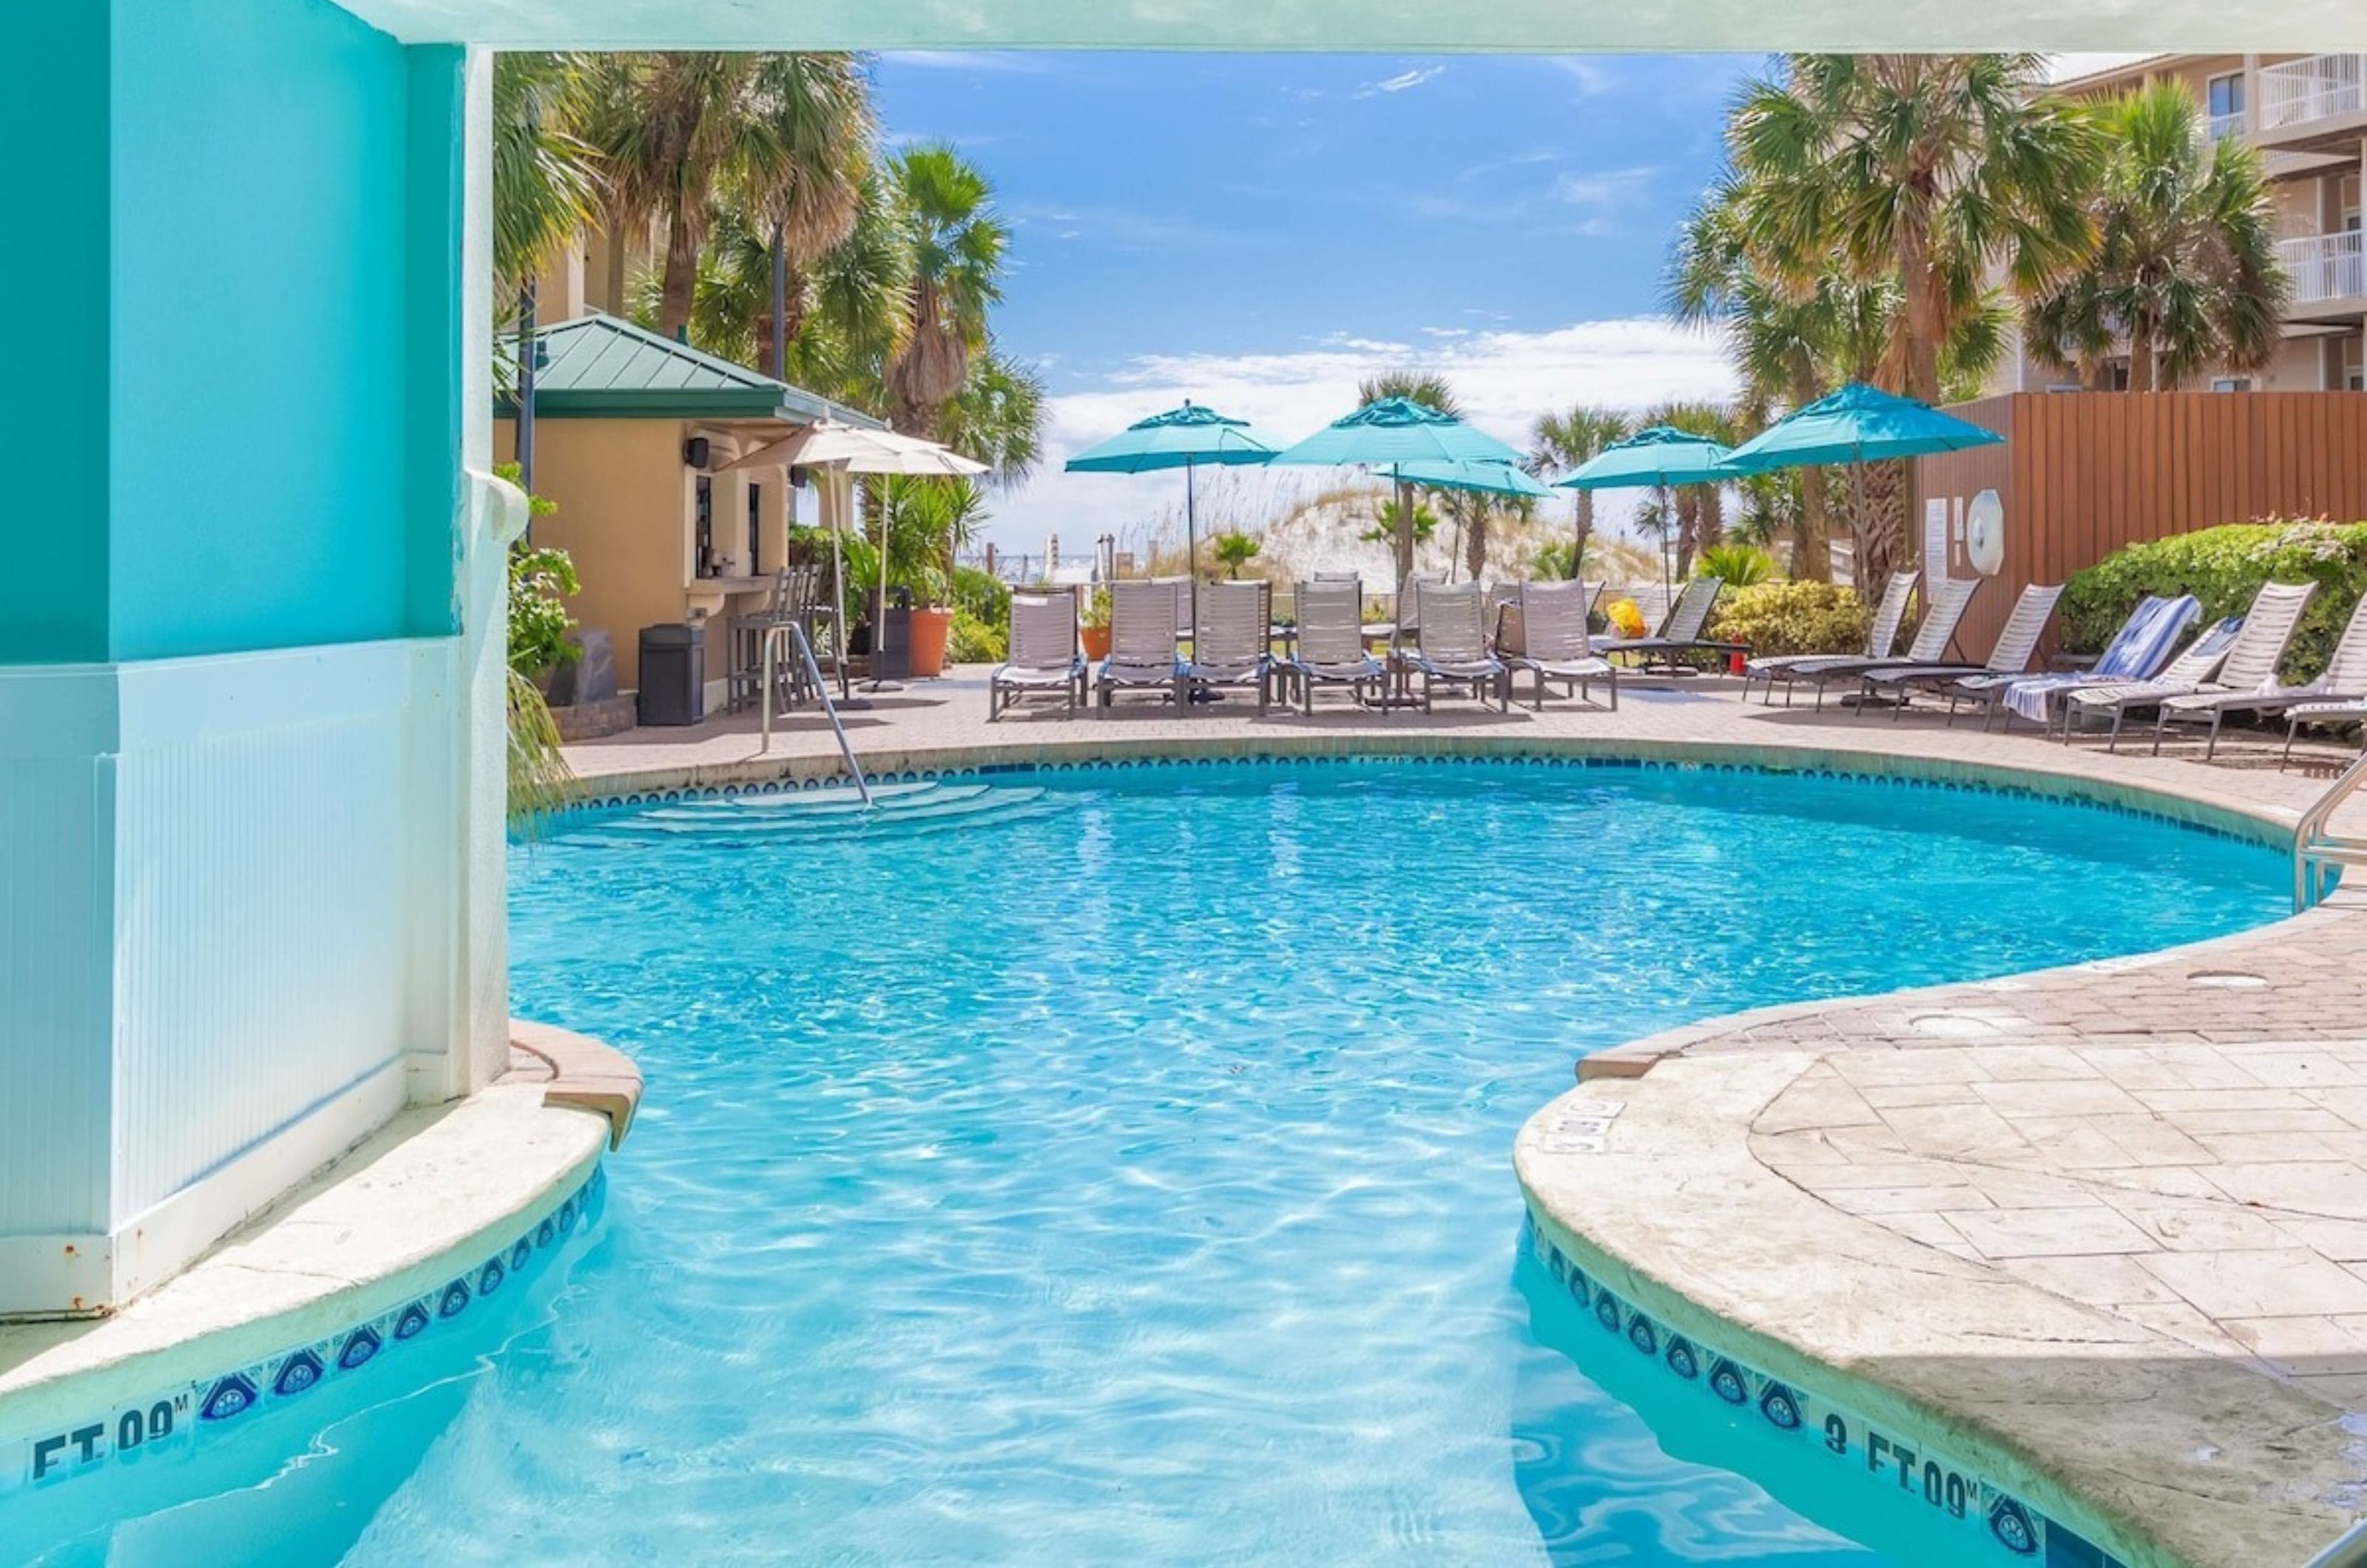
[725,423,986,686]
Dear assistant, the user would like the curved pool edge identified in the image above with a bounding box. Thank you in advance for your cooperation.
[0,1021,632,1498]
[568,732,2367,1564]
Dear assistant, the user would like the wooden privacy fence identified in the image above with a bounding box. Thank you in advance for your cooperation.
[1914,392,2367,658]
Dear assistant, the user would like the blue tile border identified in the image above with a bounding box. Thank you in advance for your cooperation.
[1,1166,605,1496]
[1522,1208,2128,1567]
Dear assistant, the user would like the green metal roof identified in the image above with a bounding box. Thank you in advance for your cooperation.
[496,311,883,427]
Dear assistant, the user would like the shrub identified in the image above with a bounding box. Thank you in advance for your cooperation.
[1708,581,1868,657]
[952,564,1010,631]
[1696,544,1777,587]
[948,606,1006,663]
[2061,519,2367,680]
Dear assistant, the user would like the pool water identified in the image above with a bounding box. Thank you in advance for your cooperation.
[7,760,2286,1564]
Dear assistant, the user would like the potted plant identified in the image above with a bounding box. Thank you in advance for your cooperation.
[1080,586,1112,660]
[876,475,988,679]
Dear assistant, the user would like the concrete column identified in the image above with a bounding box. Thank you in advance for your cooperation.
[0,1,502,1317]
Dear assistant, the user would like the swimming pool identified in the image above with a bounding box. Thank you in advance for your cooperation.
[5,757,2288,1564]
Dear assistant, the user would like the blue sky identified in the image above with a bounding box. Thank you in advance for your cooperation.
[873,52,1761,551]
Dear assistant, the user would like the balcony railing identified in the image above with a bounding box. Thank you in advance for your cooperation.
[2281,231,2366,306]
[2260,54,2366,131]
[2206,110,2247,142]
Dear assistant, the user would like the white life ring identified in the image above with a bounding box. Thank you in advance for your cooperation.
[1965,490,2005,576]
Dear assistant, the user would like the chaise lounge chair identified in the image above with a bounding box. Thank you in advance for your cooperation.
[1595,576,1747,672]
[1094,579,1186,714]
[1286,578,1388,714]
[1502,579,1615,711]
[988,589,1087,721]
[2062,579,2317,750]
[1183,578,1274,715]
[1852,581,2063,721]
[1970,593,2201,733]
[2153,589,2367,759]
[1405,580,1510,712]
[2282,698,2367,768]
[1740,570,1917,706]
[1777,575,1982,710]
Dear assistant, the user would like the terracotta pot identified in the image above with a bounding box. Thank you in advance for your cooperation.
[908,606,953,677]
[1081,624,1112,661]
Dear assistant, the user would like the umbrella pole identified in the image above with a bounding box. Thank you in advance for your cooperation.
[1185,458,1198,646]
[1658,481,1672,604]
[829,467,848,700]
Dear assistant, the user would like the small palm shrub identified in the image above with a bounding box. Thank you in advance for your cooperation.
[948,607,1006,663]
[1708,581,1868,656]
[2061,519,2367,680]
[1696,544,1777,587]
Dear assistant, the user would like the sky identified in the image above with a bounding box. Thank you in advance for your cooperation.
[871,51,1759,558]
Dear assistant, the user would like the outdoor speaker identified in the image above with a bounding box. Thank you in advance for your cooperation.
[683,436,712,470]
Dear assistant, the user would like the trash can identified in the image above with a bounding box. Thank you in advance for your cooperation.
[637,623,704,726]
[869,587,913,682]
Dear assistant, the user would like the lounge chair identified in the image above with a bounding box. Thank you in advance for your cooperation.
[1286,578,1387,714]
[1503,580,1616,711]
[2063,579,2317,749]
[1970,593,2201,733]
[1403,580,1509,712]
[1853,582,2063,720]
[2282,698,2367,768]
[2153,589,2367,759]
[987,589,1087,721]
[1740,570,1917,706]
[1183,578,1274,714]
[1778,576,1982,709]
[1094,579,1186,714]
[1595,576,1747,672]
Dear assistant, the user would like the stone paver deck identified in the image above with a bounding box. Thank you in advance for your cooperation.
[570,668,2367,1566]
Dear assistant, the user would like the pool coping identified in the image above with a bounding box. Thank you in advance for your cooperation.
[0,1022,637,1498]
[564,731,2363,1564]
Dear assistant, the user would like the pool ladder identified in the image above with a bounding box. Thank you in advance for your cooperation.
[2294,748,2367,911]
[758,621,871,806]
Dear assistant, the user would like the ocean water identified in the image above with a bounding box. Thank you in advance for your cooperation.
[4,760,2286,1566]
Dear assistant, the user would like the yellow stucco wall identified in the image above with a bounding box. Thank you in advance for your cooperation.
[497,416,691,692]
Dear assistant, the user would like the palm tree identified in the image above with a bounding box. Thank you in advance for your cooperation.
[1526,405,1631,580]
[884,145,1009,439]
[1357,371,1462,416]
[2024,83,2287,392]
[1212,530,1263,579]
[492,53,598,297]
[1726,54,2097,407]
[576,53,873,342]
[936,342,1046,486]
[1643,398,1738,578]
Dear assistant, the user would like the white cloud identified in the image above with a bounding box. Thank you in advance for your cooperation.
[1553,166,1660,210]
[1542,58,1621,97]
[1358,65,1446,98]
[977,317,1738,558]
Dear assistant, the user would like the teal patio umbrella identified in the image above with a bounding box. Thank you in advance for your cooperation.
[1556,426,1736,598]
[1064,401,1283,632]
[1272,398,1523,601]
[1391,458,1552,499]
[1723,382,2001,582]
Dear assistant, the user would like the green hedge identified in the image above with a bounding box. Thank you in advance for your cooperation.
[2059,521,2367,680]
[1706,581,1869,657]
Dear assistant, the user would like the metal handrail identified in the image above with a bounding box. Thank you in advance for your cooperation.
[2306,1516,2367,1568]
[759,621,871,805]
[2293,748,2367,910]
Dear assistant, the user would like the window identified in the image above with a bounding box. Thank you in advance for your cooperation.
[2209,376,2253,392]
[748,481,763,574]
[2206,72,2244,118]
[695,476,715,578]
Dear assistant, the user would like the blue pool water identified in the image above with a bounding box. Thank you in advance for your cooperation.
[4,760,2287,1565]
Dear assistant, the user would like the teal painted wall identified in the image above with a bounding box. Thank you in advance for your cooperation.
[0,7,114,662]
[0,1,466,665]
[109,0,419,660]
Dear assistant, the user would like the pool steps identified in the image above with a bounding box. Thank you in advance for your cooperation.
[578,780,1058,844]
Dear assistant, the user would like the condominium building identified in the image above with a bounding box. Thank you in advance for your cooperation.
[1990,53,2365,395]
